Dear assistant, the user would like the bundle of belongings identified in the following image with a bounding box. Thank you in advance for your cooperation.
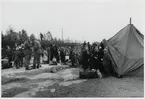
[49,57,57,65]
[79,41,106,79]
[42,50,48,64]
[2,58,10,69]
[79,69,103,79]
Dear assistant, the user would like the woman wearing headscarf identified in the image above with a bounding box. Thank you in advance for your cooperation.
[80,43,90,71]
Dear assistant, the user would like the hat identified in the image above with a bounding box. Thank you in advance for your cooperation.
[30,34,35,40]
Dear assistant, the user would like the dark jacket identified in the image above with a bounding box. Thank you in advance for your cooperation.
[103,52,113,75]
[80,50,90,70]
[14,50,21,61]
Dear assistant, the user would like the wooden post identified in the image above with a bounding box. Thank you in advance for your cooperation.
[130,17,132,24]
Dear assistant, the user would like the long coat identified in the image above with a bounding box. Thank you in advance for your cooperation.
[103,52,113,75]
[80,50,90,70]
[32,40,42,55]
[24,40,32,55]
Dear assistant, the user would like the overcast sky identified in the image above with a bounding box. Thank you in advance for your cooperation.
[1,0,145,43]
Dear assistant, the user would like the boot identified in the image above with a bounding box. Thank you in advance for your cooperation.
[25,66,31,70]
[32,64,36,69]
[37,64,40,69]
[16,63,19,69]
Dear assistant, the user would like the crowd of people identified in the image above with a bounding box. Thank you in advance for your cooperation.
[3,35,115,78]
[3,34,79,70]
[79,40,114,78]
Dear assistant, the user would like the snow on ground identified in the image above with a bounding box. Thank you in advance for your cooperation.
[1,64,144,97]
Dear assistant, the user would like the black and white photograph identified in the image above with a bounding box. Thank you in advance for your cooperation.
[1,0,144,97]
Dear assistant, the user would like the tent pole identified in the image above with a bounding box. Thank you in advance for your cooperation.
[130,17,132,24]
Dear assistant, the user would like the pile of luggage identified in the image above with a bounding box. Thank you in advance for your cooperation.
[79,69,103,79]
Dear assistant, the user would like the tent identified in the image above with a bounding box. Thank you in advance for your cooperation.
[104,23,144,76]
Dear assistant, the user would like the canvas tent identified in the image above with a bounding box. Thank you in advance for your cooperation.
[104,23,144,76]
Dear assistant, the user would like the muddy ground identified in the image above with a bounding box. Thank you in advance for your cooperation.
[1,64,144,97]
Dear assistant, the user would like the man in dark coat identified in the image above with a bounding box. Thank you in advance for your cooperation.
[80,45,90,70]
[46,46,51,63]
[90,45,105,74]
[89,45,99,70]
[14,46,21,69]
[19,45,24,67]
[69,49,76,66]
[50,44,54,61]
[54,45,59,63]
[6,46,13,68]
[60,47,65,64]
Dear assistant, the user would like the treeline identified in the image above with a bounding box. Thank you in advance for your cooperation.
[2,27,81,49]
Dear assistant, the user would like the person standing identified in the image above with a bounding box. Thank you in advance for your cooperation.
[69,49,75,66]
[91,45,105,74]
[24,38,32,70]
[80,45,90,71]
[6,46,13,68]
[60,47,65,64]
[50,44,54,61]
[46,46,51,64]
[19,44,24,67]
[30,35,42,69]
[89,45,99,70]
[42,48,48,63]
[13,46,21,69]
[55,46,59,63]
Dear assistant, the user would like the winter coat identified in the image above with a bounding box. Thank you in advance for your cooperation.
[32,40,42,54]
[24,40,32,55]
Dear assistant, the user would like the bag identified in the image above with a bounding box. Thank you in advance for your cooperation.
[97,69,102,78]
[79,70,98,79]
[52,57,57,62]
[43,55,47,62]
